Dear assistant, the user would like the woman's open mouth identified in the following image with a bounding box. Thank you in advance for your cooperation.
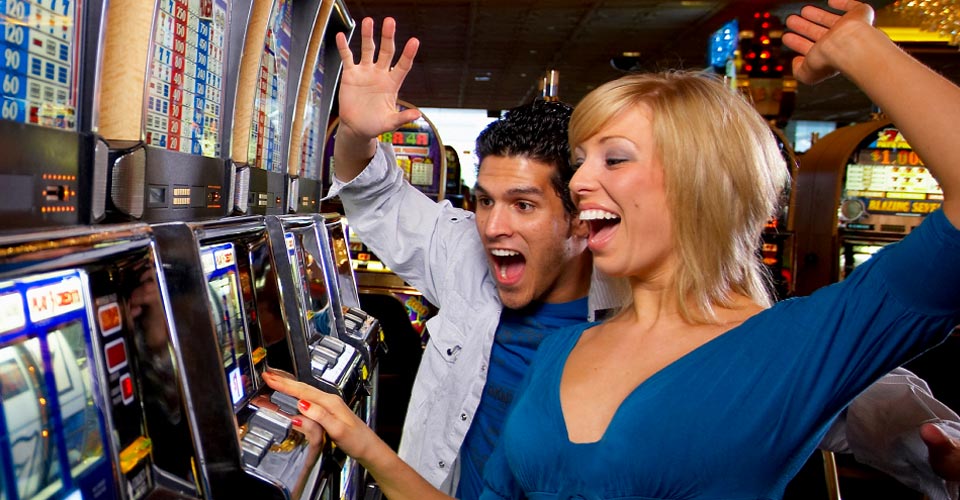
[579,208,621,248]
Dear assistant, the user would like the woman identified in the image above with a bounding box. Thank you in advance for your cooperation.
[264,0,960,497]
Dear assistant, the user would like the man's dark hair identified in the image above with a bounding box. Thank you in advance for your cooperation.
[475,99,576,215]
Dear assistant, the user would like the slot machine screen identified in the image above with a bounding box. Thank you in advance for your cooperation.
[200,242,255,410]
[248,0,291,171]
[0,0,80,129]
[146,0,229,155]
[0,271,113,500]
[283,229,336,341]
[841,128,943,224]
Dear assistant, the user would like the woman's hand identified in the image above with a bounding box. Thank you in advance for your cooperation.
[261,370,382,463]
[783,0,875,85]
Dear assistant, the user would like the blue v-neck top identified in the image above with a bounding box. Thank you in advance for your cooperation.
[480,209,960,500]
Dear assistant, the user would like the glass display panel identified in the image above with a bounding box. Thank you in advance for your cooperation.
[146,0,229,155]
[200,242,254,410]
[247,0,290,171]
[0,0,81,129]
[0,271,111,500]
[284,230,335,340]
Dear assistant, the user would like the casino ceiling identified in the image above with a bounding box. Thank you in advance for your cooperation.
[341,0,960,123]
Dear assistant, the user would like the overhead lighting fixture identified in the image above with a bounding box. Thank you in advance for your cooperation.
[894,0,960,45]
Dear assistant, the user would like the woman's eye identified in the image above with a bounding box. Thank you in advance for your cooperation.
[605,158,627,167]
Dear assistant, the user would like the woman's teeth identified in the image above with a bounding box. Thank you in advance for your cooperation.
[579,209,620,221]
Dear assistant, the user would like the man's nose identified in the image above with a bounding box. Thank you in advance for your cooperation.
[481,205,512,239]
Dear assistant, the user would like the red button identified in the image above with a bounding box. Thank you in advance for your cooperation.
[120,373,135,405]
[104,338,128,373]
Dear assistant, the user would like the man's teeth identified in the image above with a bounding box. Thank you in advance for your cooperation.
[579,209,620,221]
[491,249,519,257]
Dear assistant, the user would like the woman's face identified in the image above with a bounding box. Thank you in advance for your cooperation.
[570,103,676,282]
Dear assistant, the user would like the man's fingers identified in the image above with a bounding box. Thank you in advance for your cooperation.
[390,37,419,81]
[376,17,397,68]
[358,17,376,64]
[336,32,355,67]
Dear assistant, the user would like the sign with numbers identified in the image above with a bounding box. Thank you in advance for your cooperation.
[298,43,325,180]
[0,0,79,130]
[145,0,228,157]
[248,0,290,172]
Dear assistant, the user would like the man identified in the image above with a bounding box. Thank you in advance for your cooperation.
[328,16,960,499]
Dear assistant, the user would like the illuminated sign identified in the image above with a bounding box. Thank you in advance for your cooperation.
[26,276,84,322]
[871,128,912,150]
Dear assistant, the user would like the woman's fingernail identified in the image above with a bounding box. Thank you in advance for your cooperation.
[291,417,302,426]
[298,399,311,411]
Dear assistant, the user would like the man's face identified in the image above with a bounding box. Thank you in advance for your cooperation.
[474,155,590,310]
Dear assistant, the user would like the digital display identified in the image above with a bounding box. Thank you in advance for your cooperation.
[298,44,325,180]
[0,270,112,500]
[200,242,254,410]
[376,104,444,191]
[0,0,80,129]
[248,0,291,171]
[146,0,228,156]
[843,127,943,217]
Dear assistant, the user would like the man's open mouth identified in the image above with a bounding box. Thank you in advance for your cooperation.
[490,248,526,285]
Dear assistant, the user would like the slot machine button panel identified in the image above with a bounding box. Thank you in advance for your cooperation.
[241,433,271,468]
[120,373,135,405]
[318,334,345,355]
[249,407,293,442]
[269,391,301,415]
[104,337,129,373]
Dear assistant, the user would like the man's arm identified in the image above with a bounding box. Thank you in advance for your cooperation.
[333,17,421,182]
[820,368,959,499]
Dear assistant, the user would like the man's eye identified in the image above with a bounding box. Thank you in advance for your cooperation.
[477,197,493,207]
[516,201,534,211]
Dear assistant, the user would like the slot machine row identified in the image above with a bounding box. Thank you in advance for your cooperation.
[0,214,383,500]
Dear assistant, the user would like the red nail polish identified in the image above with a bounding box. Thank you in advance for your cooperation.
[298,399,311,411]
[291,417,302,426]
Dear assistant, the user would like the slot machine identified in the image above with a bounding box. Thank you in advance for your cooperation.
[229,0,293,216]
[285,0,353,214]
[792,119,945,294]
[264,214,380,500]
[318,213,383,500]
[0,0,107,228]
[151,218,338,500]
[0,225,204,500]
[98,0,243,222]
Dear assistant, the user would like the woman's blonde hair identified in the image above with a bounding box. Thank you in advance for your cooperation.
[570,72,788,323]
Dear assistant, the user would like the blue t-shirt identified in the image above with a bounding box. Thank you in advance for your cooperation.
[480,209,960,500]
[457,298,589,500]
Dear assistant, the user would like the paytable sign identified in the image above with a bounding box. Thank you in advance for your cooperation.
[0,0,79,130]
[146,0,227,157]
[298,44,325,180]
[248,0,290,172]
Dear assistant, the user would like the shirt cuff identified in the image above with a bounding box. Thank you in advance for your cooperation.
[323,142,396,200]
